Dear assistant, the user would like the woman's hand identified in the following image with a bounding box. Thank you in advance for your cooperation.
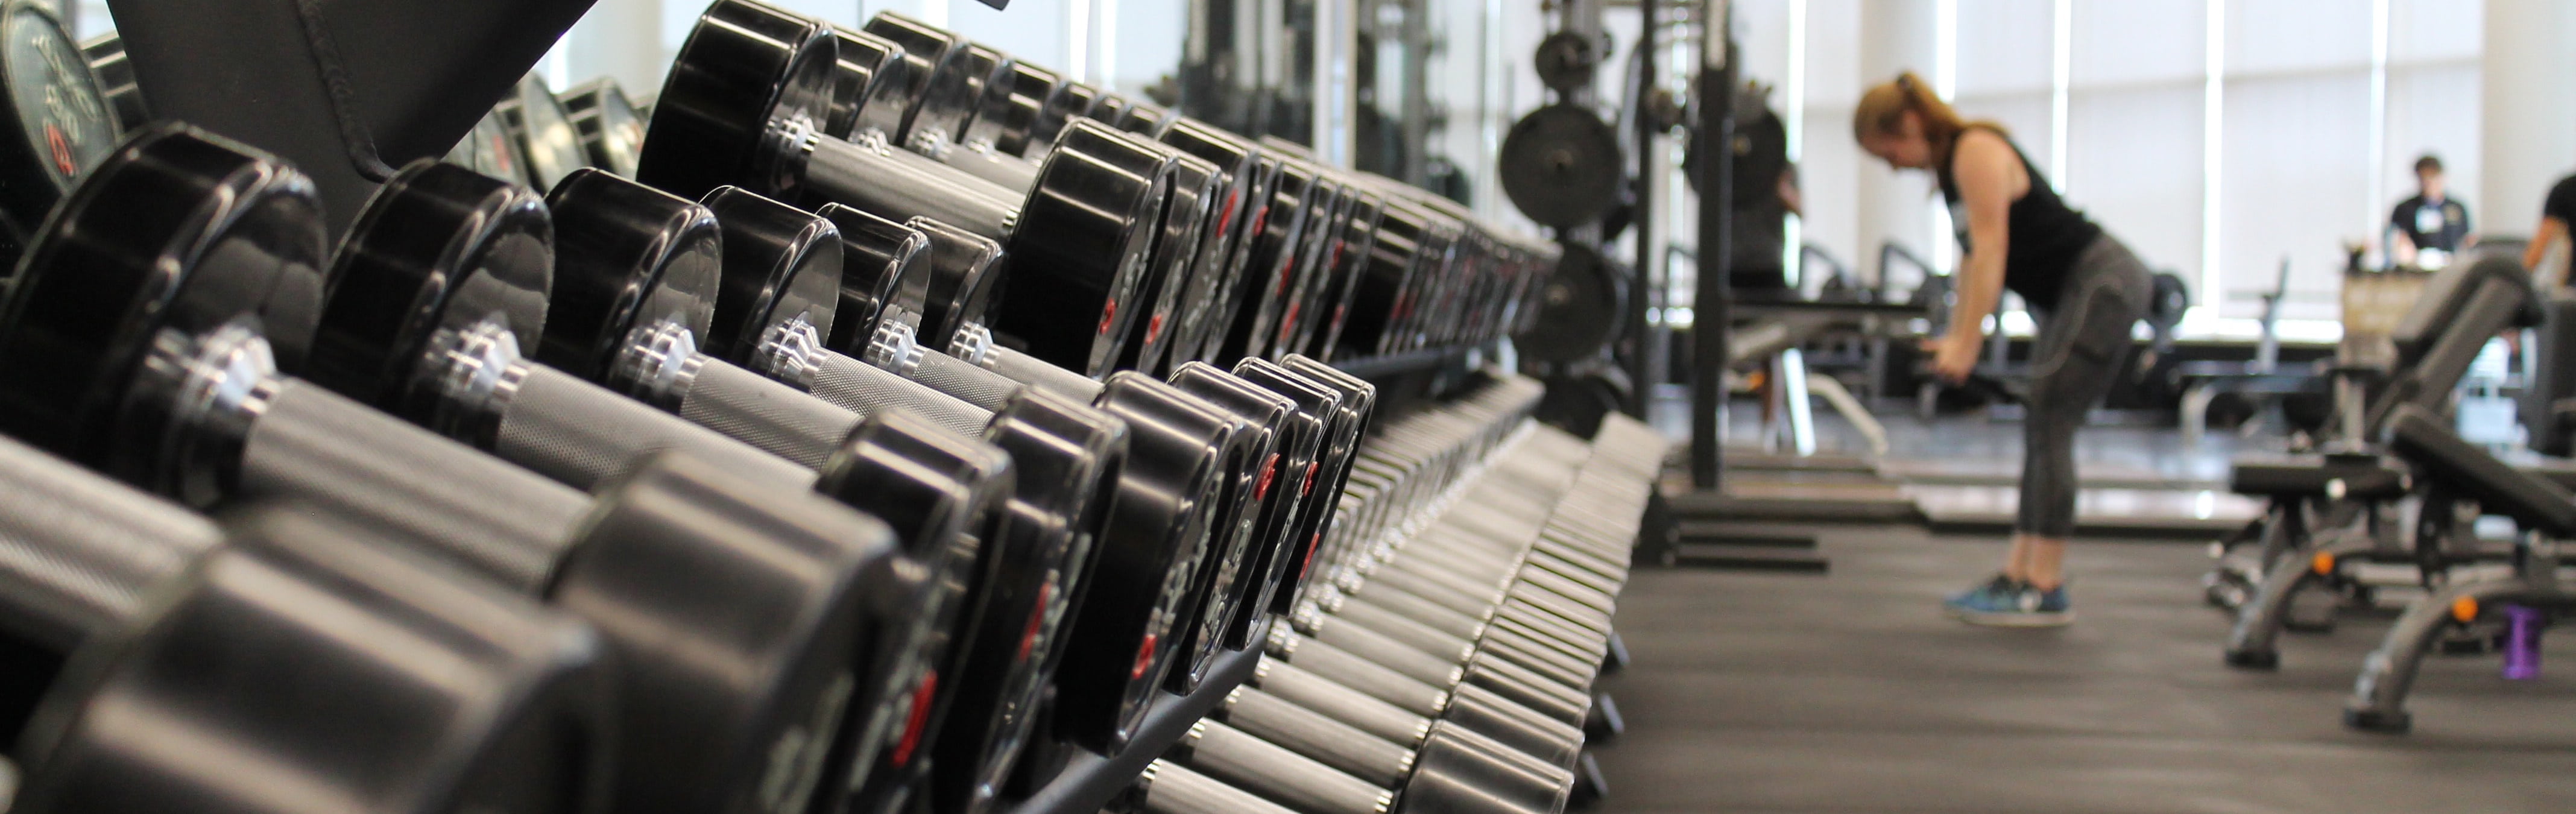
[1928,332,1981,385]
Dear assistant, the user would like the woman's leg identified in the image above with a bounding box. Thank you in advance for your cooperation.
[2013,241,2154,588]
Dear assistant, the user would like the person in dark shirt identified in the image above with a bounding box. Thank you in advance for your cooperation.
[2388,154,2473,267]
[2524,174,2576,285]
[1853,72,2151,627]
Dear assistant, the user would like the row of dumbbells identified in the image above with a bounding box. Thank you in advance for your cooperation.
[0,2,1578,814]
[1110,382,1667,813]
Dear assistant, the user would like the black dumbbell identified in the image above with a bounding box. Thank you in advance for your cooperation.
[78,33,149,133]
[0,434,616,813]
[305,158,1074,813]
[559,77,648,177]
[495,73,589,192]
[0,2,117,273]
[0,124,929,812]
[643,1,1172,379]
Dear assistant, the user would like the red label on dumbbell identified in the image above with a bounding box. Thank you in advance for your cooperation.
[1217,192,1240,236]
[1256,453,1280,501]
[1130,634,1158,680]
[1148,312,1166,343]
[1097,299,1117,335]
[1302,461,1318,496]
[1299,532,1320,579]
[1018,582,1052,662]
[892,669,940,767]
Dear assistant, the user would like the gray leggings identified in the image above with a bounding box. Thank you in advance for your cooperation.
[2018,236,2152,537]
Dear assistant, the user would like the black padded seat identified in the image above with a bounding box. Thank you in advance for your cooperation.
[2229,452,2410,500]
[2385,405,2576,537]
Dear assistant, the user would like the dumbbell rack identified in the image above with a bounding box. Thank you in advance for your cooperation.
[1001,359,1667,814]
[994,347,1477,813]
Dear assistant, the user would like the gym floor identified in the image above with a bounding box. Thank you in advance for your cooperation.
[1597,410,2576,813]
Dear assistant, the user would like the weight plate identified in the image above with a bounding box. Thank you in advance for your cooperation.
[534,168,721,381]
[80,31,147,132]
[1272,356,1374,613]
[1498,104,1621,229]
[826,27,911,139]
[0,2,115,230]
[1334,199,1425,359]
[985,62,1067,157]
[1037,81,1105,151]
[1532,31,1599,94]
[1117,145,1221,373]
[1300,191,1383,360]
[306,159,551,439]
[816,409,1014,814]
[1164,364,1292,695]
[496,74,590,191]
[561,77,648,178]
[0,123,326,481]
[1053,373,1237,752]
[911,216,1006,352]
[1154,119,1263,373]
[699,186,845,362]
[988,118,1172,376]
[817,203,932,350]
[1214,157,1317,363]
[927,386,1127,814]
[1266,173,1350,361]
[639,0,835,207]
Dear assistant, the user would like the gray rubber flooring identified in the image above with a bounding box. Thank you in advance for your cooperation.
[1590,526,2576,813]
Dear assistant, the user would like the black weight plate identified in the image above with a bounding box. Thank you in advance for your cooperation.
[1333,199,1425,359]
[1499,104,1621,229]
[827,27,912,139]
[818,203,932,350]
[562,450,902,813]
[1262,172,1348,361]
[1533,31,1598,94]
[1223,359,1337,636]
[815,410,1013,814]
[1273,356,1374,613]
[1391,212,1466,353]
[534,168,721,381]
[910,215,1006,348]
[1163,364,1289,695]
[496,74,590,191]
[1154,119,1263,373]
[927,386,1127,814]
[1214,157,1317,363]
[988,119,1172,376]
[639,0,836,206]
[0,124,326,481]
[1117,145,1221,374]
[699,186,844,362]
[561,77,648,178]
[0,1,116,237]
[306,160,551,442]
[1053,373,1236,752]
[1175,363,1325,652]
[1035,81,1103,152]
[80,31,147,132]
[984,62,1065,157]
[859,14,976,145]
[22,508,617,814]
[1299,191,1383,361]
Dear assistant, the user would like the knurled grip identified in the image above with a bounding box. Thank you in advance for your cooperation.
[1137,760,1300,814]
[1180,720,1394,814]
[665,359,864,473]
[983,345,1105,403]
[1274,631,1449,717]
[0,435,223,652]
[1251,659,1433,746]
[908,349,1026,411]
[1309,613,1466,686]
[807,351,996,439]
[500,364,818,490]
[1222,688,1416,787]
[239,380,586,593]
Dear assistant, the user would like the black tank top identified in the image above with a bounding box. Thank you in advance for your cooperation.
[1936,126,2100,308]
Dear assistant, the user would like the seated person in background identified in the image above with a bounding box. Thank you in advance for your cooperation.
[2389,154,2473,268]
[2523,173,2576,288]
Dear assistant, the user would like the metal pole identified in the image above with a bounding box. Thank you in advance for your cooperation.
[1626,0,1658,418]
[1688,0,1732,489]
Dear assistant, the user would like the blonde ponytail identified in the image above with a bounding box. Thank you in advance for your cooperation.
[1851,71,2000,153]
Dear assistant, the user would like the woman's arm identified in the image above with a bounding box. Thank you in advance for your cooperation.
[2525,216,2568,272]
[1930,130,2024,381]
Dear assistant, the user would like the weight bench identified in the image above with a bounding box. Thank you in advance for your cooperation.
[1728,295,1927,458]
[2344,405,2576,733]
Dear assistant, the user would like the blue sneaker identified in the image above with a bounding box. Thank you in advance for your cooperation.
[1943,574,2074,627]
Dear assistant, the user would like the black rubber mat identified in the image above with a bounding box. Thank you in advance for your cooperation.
[1588,524,2576,813]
